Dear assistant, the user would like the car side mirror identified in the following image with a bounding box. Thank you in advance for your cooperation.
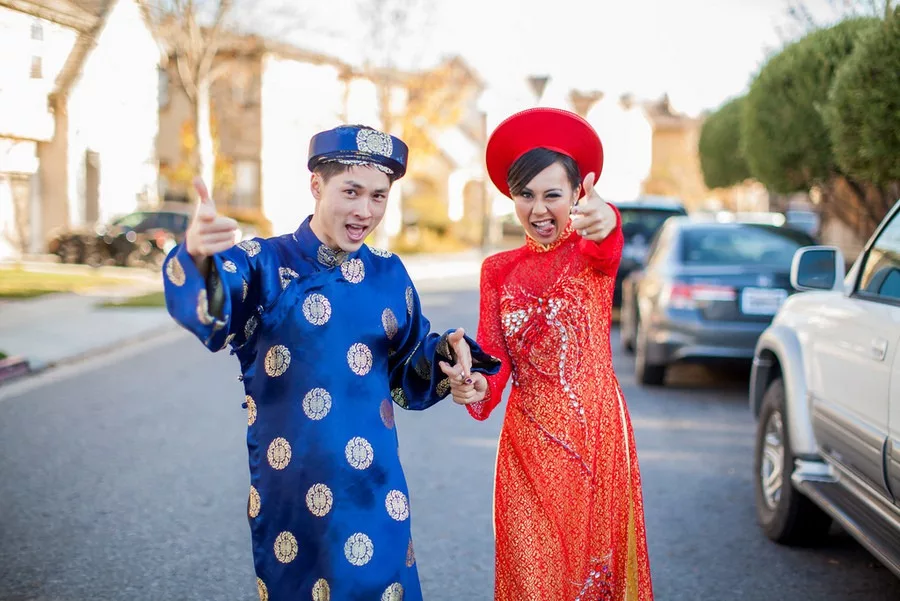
[791,246,845,292]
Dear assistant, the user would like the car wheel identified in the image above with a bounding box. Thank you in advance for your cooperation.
[754,377,831,545]
[635,319,666,386]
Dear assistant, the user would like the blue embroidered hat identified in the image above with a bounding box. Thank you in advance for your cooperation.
[307,125,409,179]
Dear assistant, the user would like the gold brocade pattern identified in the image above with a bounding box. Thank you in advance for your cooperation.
[470,220,653,600]
[312,579,330,601]
[274,531,298,563]
[165,256,185,286]
[257,578,268,601]
[248,485,261,518]
[381,583,404,601]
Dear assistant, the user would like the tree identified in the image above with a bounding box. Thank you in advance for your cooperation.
[825,6,900,197]
[741,17,877,194]
[698,97,751,189]
[141,1,311,196]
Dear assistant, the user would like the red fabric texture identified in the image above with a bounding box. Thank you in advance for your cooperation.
[468,209,654,600]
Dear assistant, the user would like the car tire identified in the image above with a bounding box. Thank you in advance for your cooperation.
[635,319,666,386]
[754,377,831,545]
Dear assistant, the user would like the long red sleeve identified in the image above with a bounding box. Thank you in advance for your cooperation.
[577,203,623,278]
[466,257,513,421]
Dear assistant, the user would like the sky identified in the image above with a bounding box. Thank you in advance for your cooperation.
[286,0,854,116]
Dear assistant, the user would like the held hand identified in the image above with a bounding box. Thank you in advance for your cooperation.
[185,177,240,261]
[447,328,473,378]
[571,172,616,243]
[438,363,487,405]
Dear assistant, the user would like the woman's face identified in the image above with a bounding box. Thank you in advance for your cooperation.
[512,162,579,245]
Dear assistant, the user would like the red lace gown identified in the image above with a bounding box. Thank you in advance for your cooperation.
[467,210,653,600]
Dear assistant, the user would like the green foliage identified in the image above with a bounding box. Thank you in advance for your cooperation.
[698,97,751,189]
[825,8,900,185]
[741,17,877,193]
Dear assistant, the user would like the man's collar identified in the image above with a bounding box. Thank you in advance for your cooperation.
[293,216,352,268]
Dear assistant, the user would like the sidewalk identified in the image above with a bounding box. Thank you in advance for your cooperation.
[0,250,490,385]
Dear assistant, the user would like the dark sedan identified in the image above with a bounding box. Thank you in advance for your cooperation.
[613,198,688,308]
[619,217,816,386]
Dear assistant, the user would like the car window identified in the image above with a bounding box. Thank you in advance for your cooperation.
[645,223,674,267]
[857,212,900,302]
[113,212,147,229]
[131,214,160,232]
[619,209,685,243]
[680,225,814,268]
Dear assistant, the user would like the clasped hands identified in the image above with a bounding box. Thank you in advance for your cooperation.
[439,328,488,405]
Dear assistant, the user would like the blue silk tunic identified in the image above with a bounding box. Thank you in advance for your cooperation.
[162,216,498,601]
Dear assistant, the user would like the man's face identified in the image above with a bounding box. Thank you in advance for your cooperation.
[309,165,391,252]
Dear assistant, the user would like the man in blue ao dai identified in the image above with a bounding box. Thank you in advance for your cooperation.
[162,124,500,600]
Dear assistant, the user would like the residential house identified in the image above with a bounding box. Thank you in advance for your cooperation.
[0,0,159,259]
[157,38,486,249]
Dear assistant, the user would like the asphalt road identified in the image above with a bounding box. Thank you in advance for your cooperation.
[1,288,898,600]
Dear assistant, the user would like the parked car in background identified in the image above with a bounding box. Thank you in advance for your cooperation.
[611,196,688,308]
[620,217,815,385]
[749,199,900,576]
[784,209,821,239]
[48,202,256,269]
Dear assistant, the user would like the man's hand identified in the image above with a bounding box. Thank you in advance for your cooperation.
[571,172,617,242]
[186,177,239,265]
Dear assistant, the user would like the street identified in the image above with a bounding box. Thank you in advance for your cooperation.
[1,288,898,601]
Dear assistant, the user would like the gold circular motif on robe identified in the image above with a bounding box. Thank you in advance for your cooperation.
[390,387,409,409]
[264,345,291,377]
[345,436,374,470]
[406,538,415,567]
[239,239,262,257]
[274,531,298,563]
[242,279,249,301]
[267,437,292,470]
[405,286,414,316]
[222,260,238,273]
[246,395,257,425]
[380,398,395,429]
[248,485,261,518]
[381,583,404,601]
[221,333,236,351]
[385,490,410,521]
[279,266,298,290]
[196,289,214,325]
[306,483,333,517]
[382,308,398,340]
[344,532,374,566]
[257,578,268,601]
[436,378,451,398]
[303,294,332,326]
[341,258,365,284]
[244,315,259,340]
[312,578,330,601]
[347,343,373,376]
[165,256,186,286]
[369,246,393,258]
[302,388,332,420]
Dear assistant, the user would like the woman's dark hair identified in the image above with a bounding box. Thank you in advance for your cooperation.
[506,147,580,197]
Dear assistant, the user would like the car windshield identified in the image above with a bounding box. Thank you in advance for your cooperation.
[112,212,148,229]
[681,225,814,267]
[620,208,685,243]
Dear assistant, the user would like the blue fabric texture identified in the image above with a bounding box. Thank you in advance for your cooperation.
[162,216,499,600]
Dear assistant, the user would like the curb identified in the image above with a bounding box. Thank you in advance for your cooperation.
[0,356,30,384]
[0,322,182,388]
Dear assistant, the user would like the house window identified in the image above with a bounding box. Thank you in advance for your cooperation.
[232,160,259,208]
[31,20,43,41]
[30,56,42,79]
[158,68,169,108]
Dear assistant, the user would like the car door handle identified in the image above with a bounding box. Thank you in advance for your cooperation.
[872,337,888,361]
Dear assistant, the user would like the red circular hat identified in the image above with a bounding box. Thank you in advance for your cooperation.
[485,107,604,199]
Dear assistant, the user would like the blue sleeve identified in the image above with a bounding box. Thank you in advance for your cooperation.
[387,265,501,411]
[161,239,273,353]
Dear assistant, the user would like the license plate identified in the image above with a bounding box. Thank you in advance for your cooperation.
[741,287,788,316]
